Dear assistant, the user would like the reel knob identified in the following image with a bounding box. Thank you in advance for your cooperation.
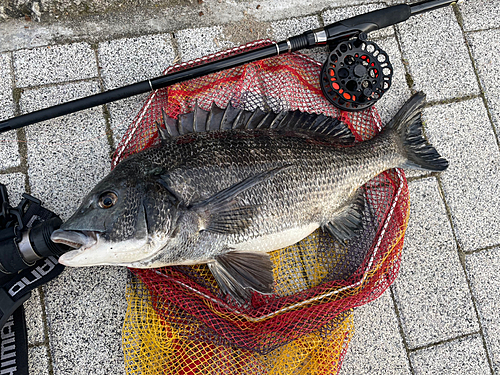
[320,39,393,111]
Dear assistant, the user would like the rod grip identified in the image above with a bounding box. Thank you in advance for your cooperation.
[324,4,411,39]
[343,4,410,32]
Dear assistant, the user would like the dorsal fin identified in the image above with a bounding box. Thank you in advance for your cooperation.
[206,102,225,131]
[220,102,241,130]
[156,102,354,143]
[193,102,209,132]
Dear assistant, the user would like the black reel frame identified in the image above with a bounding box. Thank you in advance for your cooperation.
[320,35,393,111]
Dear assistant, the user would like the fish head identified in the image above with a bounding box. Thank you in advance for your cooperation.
[51,166,178,267]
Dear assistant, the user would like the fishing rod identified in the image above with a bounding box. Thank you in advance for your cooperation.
[0,0,461,132]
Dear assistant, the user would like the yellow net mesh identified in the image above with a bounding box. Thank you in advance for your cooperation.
[124,278,354,375]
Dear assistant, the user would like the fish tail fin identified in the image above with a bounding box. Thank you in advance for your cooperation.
[388,92,448,172]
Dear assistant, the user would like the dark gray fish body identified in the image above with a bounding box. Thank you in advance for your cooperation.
[51,92,448,302]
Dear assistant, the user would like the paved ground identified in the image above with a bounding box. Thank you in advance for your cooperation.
[0,0,499,374]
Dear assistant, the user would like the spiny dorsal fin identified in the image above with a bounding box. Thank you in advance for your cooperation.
[157,102,354,143]
[207,102,225,131]
[178,111,194,135]
[156,108,180,139]
[245,108,268,129]
[193,102,209,132]
[220,102,242,130]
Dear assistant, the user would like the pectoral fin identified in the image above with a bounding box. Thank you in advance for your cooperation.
[322,190,365,242]
[208,251,274,303]
[193,165,291,234]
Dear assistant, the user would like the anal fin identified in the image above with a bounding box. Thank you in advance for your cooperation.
[323,190,365,242]
[208,251,274,304]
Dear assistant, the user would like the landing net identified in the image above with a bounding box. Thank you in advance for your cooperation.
[115,40,409,374]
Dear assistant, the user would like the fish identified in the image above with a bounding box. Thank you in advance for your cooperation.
[51,92,448,303]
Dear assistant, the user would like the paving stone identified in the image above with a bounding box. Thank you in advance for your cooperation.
[28,345,50,375]
[340,291,411,375]
[466,246,500,374]
[43,266,128,375]
[20,81,110,220]
[0,128,18,172]
[270,15,319,41]
[468,29,500,134]
[175,26,235,62]
[0,172,25,206]
[397,6,479,102]
[97,34,175,89]
[372,36,412,124]
[322,3,394,40]
[0,52,20,171]
[410,334,490,375]
[392,178,478,349]
[13,42,97,88]
[97,34,175,144]
[459,0,500,31]
[424,99,500,252]
[0,0,375,53]
[24,287,46,346]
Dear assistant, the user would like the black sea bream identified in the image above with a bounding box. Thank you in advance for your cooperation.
[51,92,448,302]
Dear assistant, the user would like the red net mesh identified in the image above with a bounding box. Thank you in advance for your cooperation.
[117,40,409,374]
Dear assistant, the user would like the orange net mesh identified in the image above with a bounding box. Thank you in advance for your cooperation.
[117,40,409,374]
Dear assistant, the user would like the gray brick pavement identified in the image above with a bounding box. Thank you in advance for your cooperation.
[0,172,24,206]
[175,25,235,62]
[392,177,479,349]
[13,42,97,87]
[0,1,499,374]
[339,291,411,375]
[468,29,500,133]
[28,345,51,375]
[466,247,500,374]
[424,99,500,253]
[397,6,479,102]
[97,34,176,144]
[459,0,500,31]
[409,334,491,375]
[21,82,110,220]
[24,287,45,346]
[0,52,19,171]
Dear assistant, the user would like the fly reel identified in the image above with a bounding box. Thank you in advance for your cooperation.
[320,37,393,111]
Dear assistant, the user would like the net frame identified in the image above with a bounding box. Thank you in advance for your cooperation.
[118,39,410,373]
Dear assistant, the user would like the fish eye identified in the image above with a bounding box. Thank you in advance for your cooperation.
[98,192,118,209]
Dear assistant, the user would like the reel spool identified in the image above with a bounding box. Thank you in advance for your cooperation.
[320,37,393,111]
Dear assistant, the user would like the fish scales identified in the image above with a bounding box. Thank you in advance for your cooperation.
[120,131,392,259]
[51,93,448,303]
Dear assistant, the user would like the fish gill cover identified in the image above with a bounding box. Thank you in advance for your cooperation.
[116,40,409,374]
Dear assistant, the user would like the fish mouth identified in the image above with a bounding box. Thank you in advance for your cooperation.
[51,229,99,249]
[51,228,152,267]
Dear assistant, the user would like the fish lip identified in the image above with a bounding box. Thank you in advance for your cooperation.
[51,229,99,249]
